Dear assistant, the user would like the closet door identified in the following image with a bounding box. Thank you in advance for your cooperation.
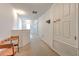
[62,4,77,47]
[53,4,63,43]
[53,4,77,55]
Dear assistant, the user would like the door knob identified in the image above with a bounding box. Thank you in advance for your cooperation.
[53,19,61,23]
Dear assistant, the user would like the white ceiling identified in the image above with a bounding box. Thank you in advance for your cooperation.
[11,3,53,20]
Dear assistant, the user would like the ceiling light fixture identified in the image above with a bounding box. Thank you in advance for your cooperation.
[17,9,26,15]
[13,8,26,15]
[32,10,37,14]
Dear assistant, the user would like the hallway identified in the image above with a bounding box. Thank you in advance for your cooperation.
[15,34,59,56]
[0,3,79,56]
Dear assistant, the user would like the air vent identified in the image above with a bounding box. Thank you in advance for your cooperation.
[32,10,37,14]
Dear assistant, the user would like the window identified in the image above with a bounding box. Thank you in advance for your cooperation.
[23,20,31,30]
[13,17,31,30]
[26,24,30,30]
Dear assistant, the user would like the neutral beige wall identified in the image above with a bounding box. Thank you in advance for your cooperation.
[0,4,14,40]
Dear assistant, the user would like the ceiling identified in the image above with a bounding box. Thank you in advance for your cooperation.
[11,3,53,20]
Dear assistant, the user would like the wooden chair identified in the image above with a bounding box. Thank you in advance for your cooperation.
[0,35,19,56]
[10,36,19,52]
[0,40,15,56]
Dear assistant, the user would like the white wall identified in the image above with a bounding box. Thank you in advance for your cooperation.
[38,5,54,49]
[0,4,14,40]
[11,30,30,47]
[38,4,78,56]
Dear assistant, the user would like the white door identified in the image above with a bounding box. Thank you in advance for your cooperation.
[53,4,78,55]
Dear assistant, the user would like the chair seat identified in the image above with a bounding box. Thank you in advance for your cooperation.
[0,47,16,56]
[0,44,16,56]
[0,35,19,56]
[0,44,13,48]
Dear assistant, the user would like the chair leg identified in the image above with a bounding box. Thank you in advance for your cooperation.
[18,37,19,52]
[12,44,15,56]
[18,45,19,52]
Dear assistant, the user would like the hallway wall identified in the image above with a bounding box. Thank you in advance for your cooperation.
[0,4,14,40]
[38,5,54,49]
[38,4,78,56]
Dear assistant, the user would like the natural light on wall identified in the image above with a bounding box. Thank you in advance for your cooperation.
[13,8,26,15]
[13,8,18,30]
[12,8,32,30]
[17,18,22,30]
